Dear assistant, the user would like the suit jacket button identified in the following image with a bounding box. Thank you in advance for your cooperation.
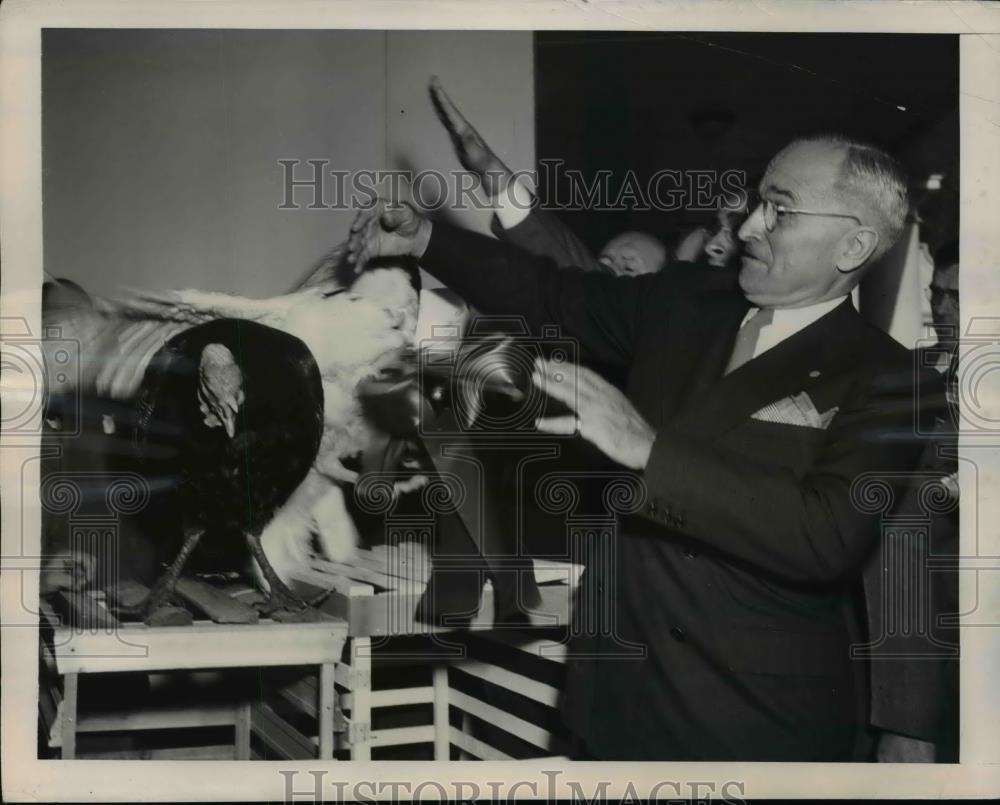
[669,625,686,642]
[683,548,697,558]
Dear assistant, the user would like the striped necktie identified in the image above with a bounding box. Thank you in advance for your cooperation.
[724,307,774,375]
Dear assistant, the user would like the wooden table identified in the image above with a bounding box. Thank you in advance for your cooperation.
[39,601,348,760]
[288,544,582,760]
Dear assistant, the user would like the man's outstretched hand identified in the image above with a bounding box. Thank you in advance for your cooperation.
[429,76,513,199]
[346,199,432,272]
[533,357,656,471]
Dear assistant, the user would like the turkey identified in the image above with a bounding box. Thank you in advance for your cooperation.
[42,246,422,601]
[119,317,326,616]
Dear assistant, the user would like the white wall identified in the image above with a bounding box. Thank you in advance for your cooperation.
[42,30,534,299]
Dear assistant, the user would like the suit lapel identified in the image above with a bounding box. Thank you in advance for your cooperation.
[670,297,863,438]
[653,294,748,424]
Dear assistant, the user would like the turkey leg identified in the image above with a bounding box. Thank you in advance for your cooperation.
[112,528,204,618]
[244,531,309,613]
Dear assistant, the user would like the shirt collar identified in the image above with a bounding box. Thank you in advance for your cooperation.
[742,295,848,358]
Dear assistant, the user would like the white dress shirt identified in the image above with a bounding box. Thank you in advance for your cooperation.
[493,176,534,231]
[740,296,848,361]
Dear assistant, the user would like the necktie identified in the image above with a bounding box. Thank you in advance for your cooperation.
[724,307,774,375]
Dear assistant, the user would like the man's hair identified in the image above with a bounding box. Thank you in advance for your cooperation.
[775,134,910,264]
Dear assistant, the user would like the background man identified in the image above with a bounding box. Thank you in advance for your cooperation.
[347,134,936,761]
[864,241,960,763]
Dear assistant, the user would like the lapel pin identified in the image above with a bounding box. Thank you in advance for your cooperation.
[809,370,821,378]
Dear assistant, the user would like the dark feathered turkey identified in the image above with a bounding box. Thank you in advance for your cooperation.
[124,317,325,615]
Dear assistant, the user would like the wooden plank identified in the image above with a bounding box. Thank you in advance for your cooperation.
[60,673,78,758]
[251,701,317,759]
[370,725,435,747]
[145,605,194,626]
[450,660,561,708]
[347,637,372,760]
[277,676,319,718]
[80,744,234,761]
[235,702,252,760]
[345,588,428,637]
[50,589,118,632]
[475,631,570,661]
[432,665,449,760]
[335,685,437,711]
[449,689,554,750]
[532,558,584,586]
[372,685,435,708]
[104,579,149,609]
[176,578,259,624]
[76,703,236,734]
[270,606,337,623]
[449,726,513,760]
[318,663,335,759]
[51,621,348,674]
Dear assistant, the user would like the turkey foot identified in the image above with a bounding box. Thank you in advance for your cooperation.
[112,528,204,619]
[244,531,309,614]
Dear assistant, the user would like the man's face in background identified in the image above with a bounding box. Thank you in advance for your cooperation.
[930,261,960,341]
[598,231,667,276]
[703,206,747,268]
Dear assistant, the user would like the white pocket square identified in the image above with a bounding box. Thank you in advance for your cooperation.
[751,391,838,429]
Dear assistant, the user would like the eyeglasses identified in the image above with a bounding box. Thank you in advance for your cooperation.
[746,190,863,233]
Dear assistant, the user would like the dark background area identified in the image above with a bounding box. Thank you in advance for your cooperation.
[535,32,959,257]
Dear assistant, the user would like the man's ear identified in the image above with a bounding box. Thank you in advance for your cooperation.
[836,227,879,273]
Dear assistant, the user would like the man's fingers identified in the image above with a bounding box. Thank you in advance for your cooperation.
[350,201,384,233]
[533,355,609,407]
[532,362,579,410]
[429,75,471,137]
[381,206,410,230]
[534,415,578,436]
[537,356,610,401]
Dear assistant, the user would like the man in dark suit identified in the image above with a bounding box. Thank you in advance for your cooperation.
[346,134,935,761]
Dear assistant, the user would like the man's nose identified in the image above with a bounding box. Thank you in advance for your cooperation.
[738,206,764,242]
[705,242,725,261]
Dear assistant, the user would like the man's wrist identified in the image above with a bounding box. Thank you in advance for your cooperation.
[494,175,534,231]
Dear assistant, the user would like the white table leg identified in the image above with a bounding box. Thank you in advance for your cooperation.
[432,664,449,760]
[61,672,78,759]
[349,637,372,760]
[234,699,251,760]
[318,662,335,759]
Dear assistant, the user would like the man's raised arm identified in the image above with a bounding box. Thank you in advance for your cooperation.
[429,77,602,273]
